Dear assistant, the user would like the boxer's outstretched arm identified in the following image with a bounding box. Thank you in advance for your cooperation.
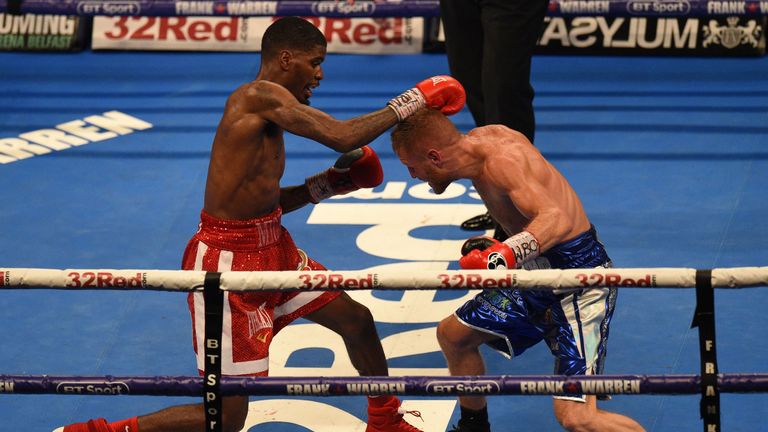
[250,77,465,153]
[245,80,393,153]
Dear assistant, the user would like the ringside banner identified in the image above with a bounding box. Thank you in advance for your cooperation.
[426,14,766,56]
[537,15,766,55]
[91,16,424,54]
[0,13,87,51]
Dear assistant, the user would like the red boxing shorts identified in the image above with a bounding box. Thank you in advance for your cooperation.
[182,208,341,376]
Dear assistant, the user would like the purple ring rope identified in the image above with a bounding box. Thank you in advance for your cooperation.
[0,0,442,18]
[0,0,766,17]
[2,374,768,396]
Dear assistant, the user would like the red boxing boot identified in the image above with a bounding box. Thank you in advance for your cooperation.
[57,418,114,432]
[366,396,424,432]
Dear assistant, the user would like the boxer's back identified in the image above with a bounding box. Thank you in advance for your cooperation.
[469,125,591,242]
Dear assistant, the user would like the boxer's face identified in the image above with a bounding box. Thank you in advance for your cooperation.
[285,44,326,105]
[396,146,451,195]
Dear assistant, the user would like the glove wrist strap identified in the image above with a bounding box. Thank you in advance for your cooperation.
[305,171,333,203]
[387,88,426,121]
[503,231,540,267]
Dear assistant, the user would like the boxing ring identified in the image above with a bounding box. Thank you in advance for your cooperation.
[2,0,768,431]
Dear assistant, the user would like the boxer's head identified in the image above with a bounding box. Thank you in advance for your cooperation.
[261,17,327,105]
[391,108,460,195]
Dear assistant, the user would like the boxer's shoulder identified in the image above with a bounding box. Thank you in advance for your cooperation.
[470,125,530,145]
[228,80,292,107]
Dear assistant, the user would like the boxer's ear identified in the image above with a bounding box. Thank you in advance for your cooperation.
[427,149,442,167]
[278,50,292,70]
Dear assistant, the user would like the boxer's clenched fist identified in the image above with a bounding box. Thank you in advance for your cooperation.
[387,75,466,121]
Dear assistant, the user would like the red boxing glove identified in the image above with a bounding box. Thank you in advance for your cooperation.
[387,75,466,121]
[459,236,517,270]
[459,231,540,270]
[416,76,466,115]
[305,146,383,203]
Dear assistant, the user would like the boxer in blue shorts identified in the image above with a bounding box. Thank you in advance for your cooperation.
[455,225,615,389]
[391,108,644,432]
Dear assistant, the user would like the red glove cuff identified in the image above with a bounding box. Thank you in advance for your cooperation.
[305,146,383,203]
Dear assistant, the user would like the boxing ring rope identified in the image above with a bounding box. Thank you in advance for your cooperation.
[2,373,768,396]
[2,266,768,432]
[2,266,768,291]
[1,0,767,17]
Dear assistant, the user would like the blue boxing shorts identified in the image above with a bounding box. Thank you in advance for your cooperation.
[454,225,617,402]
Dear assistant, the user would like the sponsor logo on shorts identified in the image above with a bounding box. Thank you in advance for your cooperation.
[56,381,130,395]
[311,1,376,16]
[247,302,273,340]
[627,0,691,14]
[426,380,501,395]
[476,295,508,320]
[77,1,141,15]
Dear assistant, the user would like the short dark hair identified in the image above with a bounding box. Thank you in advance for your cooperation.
[391,108,444,153]
[261,17,327,59]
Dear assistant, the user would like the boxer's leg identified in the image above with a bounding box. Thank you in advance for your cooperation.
[304,288,422,431]
[553,397,645,432]
[304,292,387,376]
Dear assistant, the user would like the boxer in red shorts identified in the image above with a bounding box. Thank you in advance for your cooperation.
[60,16,465,432]
[183,207,334,379]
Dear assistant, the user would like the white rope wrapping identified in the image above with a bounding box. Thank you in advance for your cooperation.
[712,267,768,288]
[1,267,767,291]
[0,268,206,291]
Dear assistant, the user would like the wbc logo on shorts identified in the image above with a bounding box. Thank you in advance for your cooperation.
[486,252,508,270]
